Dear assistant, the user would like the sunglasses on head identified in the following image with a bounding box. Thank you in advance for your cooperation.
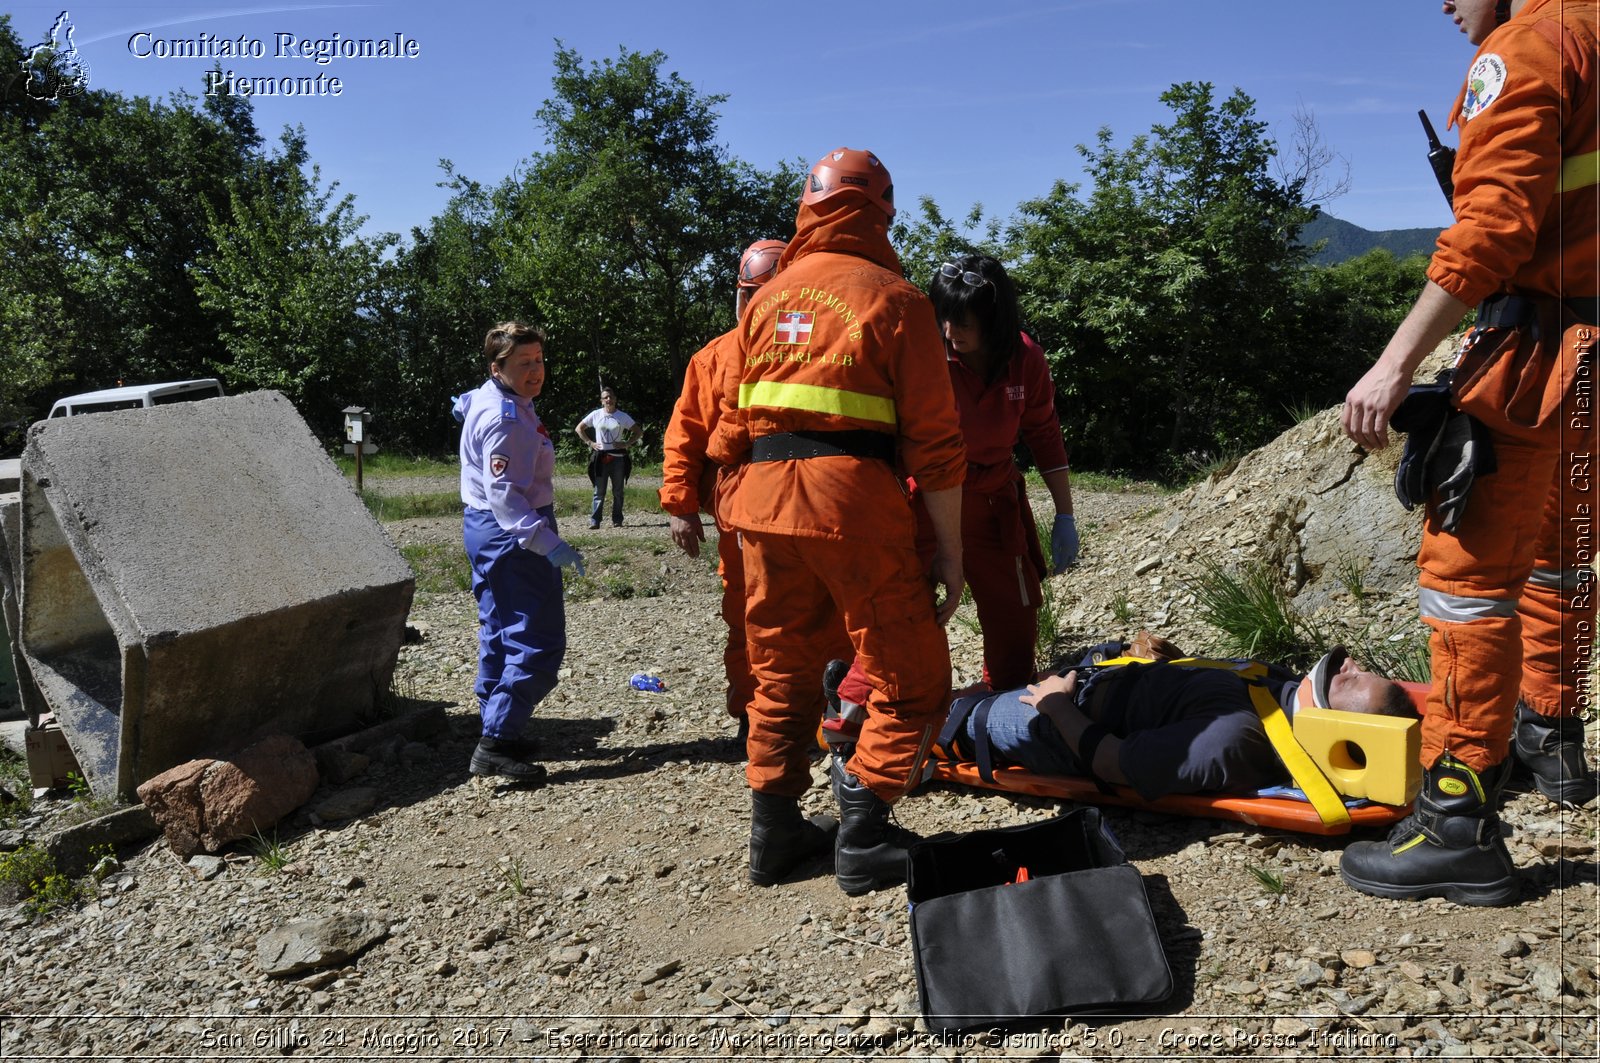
[939,262,991,288]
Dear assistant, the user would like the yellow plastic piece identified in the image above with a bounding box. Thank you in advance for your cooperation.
[1292,707,1422,806]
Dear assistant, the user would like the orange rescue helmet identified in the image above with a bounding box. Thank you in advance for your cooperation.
[801,147,895,219]
[737,239,787,289]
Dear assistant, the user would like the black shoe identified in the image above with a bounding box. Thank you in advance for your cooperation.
[748,791,837,886]
[1512,701,1598,808]
[469,737,547,783]
[832,756,919,895]
[1340,754,1517,906]
[612,519,623,527]
[588,520,600,530]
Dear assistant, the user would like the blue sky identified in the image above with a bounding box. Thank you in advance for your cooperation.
[9,1,1477,241]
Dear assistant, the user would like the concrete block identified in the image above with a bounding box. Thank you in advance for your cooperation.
[19,391,414,799]
[0,485,48,724]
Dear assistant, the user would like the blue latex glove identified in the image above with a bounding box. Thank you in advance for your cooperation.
[546,540,586,578]
[1050,513,1079,573]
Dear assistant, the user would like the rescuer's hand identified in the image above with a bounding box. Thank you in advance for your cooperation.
[669,513,705,558]
[930,551,964,627]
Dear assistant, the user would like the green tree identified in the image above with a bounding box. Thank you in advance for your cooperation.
[377,166,537,453]
[192,130,393,434]
[1007,82,1320,477]
[505,44,799,443]
[0,17,273,447]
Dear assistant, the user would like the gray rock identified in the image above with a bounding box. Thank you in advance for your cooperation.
[255,912,389,977]
[186,855,225,880]
[313,787,379,822]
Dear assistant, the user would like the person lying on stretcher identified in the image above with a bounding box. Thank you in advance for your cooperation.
[937,638,1416,803]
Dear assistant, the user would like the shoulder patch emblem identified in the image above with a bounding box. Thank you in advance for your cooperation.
[501,397,518,422]
[1463,53,1506,121]
[489,453,509,478]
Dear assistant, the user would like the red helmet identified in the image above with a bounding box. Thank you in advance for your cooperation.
[737,239,787,289]
[801,147,895,219]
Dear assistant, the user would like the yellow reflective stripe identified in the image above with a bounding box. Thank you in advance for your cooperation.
[1560,149,1599,194]
[739,380,896,426]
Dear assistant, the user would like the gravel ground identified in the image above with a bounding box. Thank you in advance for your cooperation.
[1,474,1596,1061]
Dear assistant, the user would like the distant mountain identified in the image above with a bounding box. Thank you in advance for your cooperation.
[1300,213,1442,265]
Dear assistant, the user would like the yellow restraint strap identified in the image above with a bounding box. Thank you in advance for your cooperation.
[1095,656,1351,828]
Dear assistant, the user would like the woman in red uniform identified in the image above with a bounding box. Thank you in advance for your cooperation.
[832,254,1075,724]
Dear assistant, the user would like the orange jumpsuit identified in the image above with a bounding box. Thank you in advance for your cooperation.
[659,330,754,720]
[1416,0,1599,770]
[714,199,966,802]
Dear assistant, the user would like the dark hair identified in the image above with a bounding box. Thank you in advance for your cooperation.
[1374,681,1420,720]
[484,321,545,368]
[928,254,1022,363]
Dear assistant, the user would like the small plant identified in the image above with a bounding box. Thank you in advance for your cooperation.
[249,829,291,874]
[1246,865,1287,895]
[1186,558,1319,668]
[0,844,85,918]
[66,771,92,801]
[1331,554,1368,602]
[499,856,529,897]
[1035,579,1066,667]
[1111,590,1135,628]
[1284,398,1323,425]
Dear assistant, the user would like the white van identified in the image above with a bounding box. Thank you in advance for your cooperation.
[47,378,224,418]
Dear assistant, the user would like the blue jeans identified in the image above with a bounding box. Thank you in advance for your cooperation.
[590,455,627,525]
[463,506,565,738]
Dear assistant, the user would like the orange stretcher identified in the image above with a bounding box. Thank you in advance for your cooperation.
[926,681,1429,837]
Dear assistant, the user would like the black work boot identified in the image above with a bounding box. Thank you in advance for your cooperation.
[832,756,919,895]
[1512,701,1598,808]
[748,791,837,886]
[1339,754,1518,906]
[469,737,548,783]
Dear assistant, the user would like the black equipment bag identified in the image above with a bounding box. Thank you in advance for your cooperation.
[906,808,1172,1035]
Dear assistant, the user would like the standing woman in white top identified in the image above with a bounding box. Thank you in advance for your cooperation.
[575,386,641,528]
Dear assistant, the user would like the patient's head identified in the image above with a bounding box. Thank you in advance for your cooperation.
[1327,655,1416,719]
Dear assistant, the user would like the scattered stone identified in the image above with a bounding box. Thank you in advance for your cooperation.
[1133,557,1162,576]
[639,959,682,985]
[318,748,371,786]
[186,855,225,880]
[255,912,389,977]
[1341,949,1378,969]
[1495,935,1530,959]
[313,787,379,822]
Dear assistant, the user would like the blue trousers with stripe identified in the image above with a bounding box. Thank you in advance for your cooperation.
[463,506,565,739]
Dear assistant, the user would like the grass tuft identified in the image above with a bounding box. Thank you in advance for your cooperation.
[249,829,291,874]
[1186,557,1321,668]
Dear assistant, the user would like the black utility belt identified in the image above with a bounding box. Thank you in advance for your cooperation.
[1477,293,1600,328]
[750,430,895,463]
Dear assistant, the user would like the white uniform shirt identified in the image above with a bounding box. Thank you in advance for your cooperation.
[455,379,560,554]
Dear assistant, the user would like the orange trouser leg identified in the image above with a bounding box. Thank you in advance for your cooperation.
[1519,353,1599,721]
[716,527,755,720]
[742,530,949,802]
[1418,430,1560,771]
